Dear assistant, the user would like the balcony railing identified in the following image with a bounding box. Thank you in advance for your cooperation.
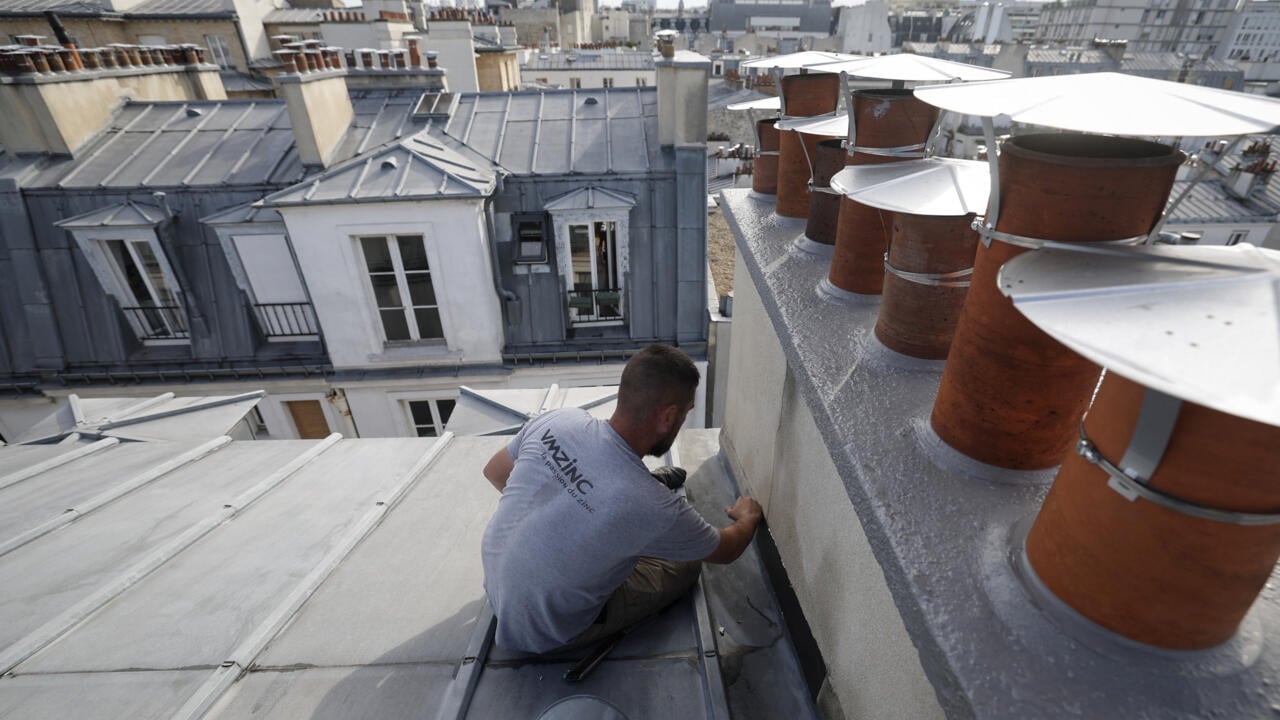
[121,305,189,340]
[253,302,320,337]
[567,288,624,324]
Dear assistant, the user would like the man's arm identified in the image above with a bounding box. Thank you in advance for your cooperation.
[704,496,763,564]
[483,448,515,493]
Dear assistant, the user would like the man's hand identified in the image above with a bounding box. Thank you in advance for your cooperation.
[705,495,763,565]
[725,496,762,524]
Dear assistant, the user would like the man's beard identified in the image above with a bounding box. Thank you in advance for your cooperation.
[647,425,680,458]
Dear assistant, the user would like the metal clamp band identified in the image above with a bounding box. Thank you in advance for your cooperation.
[808,182,843,195]
[756,150,780,157]
[973,221,1148,250]
[851,143,928,159]
[1077,425,1280,526]
[883,257,973,287]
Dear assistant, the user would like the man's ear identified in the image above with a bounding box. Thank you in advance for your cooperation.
[656,403,679,432]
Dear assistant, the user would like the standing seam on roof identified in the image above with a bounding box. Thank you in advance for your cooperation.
[345,154,375,200]
[139,102,218,186]
[637,87,651,172]
[491,92,513,166]
[568,89,577,174]
[531,92,544,173]
[603,89,613,173]
[355,95,393,157]
[180,103,253,185]
[57,103,153,188]
[226,104,293,186]
[97,105,178,187]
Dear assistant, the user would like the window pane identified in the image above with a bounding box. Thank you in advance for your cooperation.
[416,424,438,437]
[106,240,151,302]
[415,307,443,338]
[437,398,456,425]
[407,272,436,306]
[519,240,544,259]
[408,401,433,425]
[397,235,429,271]
[361,237,393,272]
[380,309,410,340]
[131,240,177,306]
[370,274,402,308]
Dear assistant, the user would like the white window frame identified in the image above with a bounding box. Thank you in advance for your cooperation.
[69,227,190,345]
[549,209,631,328]
[206,34,233,68]
[402,397,457,437]
[356,233,448,345]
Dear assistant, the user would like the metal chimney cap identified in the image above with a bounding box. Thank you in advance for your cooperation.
[1000,243,1280,427]
[809,53,1011,83]
[830,158,991,216]
[725,96,780,111]
[739,50,859,71]
[915,71,1280,137]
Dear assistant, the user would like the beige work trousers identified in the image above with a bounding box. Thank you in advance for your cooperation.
[559,557,702,651]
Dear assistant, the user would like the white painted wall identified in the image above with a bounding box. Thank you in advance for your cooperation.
[322,21,416,51]
[276,199,504,369]
[836,0,892,55]
[522,65,655,88]
[720,247,944,720]
[423,21,480,93]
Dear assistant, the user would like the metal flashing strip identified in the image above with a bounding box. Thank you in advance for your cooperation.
[883,259,973,287]
[1077,425,1280,526]
[433,604,498,720]
[0,437,120,491]
[173,433,456,720]
[692,579,731,720]
[0,436,233,558]
[0,434,343,676]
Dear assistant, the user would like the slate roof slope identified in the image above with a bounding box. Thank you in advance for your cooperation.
[125,0,230,17]
[25,92,430,190]
[444,87,666,176]
[0,429,818,719]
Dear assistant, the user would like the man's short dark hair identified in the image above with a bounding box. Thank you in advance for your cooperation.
[617,344,700,418]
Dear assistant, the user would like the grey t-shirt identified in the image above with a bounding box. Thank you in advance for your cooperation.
[481,407,721,653]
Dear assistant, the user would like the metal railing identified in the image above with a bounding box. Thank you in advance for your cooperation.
[253,302,320,337]
[566,288,624,324]
[121,305,189,340]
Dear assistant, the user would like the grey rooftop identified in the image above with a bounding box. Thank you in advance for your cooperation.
[0,424,817,718]
[522,51,656,71]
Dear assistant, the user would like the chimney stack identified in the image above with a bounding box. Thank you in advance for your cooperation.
[656,49,710,146]
[277,62,354,168]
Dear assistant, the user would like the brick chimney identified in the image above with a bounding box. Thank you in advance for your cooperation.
[275,55,354,168]
[656,50,710,146]
[0,44,225,155]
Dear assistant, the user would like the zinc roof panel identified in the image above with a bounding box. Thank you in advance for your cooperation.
[226,129,296,185]
[145,131,227,186]
[610,121,650,173]
[537,92,576,121]
[496,118,535,173]
[533,119,571,174]
[108,131,187,186]
[572,118,608,174]
[60,132,150,187]
[201,102,280,131]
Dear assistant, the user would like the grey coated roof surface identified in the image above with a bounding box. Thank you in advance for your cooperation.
[522,50,656,71]
[444,88,665,175]
[198,200,282,225]
[0,427,818,720]
[26,92,428,189]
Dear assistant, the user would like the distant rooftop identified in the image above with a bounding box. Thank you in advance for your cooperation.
[523,50,656,71]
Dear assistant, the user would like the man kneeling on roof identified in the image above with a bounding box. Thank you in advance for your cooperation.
[480,343,764,653]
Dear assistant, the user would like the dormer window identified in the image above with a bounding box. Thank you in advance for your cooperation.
[543,186,636,329]
[56,201,189,345]
[512,214,549,264]
[359,234,444,343]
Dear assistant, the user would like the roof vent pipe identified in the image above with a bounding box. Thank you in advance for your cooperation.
[1026,371,1280,649]
[929,133,1184,470]
[826,89,939,295]
[774,72,840,219]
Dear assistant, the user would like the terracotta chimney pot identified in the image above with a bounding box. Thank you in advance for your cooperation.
[775,73,841,219]
[1026,372,1280,649]
[407,37,421,67]
[752,118,780,196]
[930,134,1184,470]
[46,49,66,72]
[803,138,848,246]
[827,89,940,296]
[874,212,979,359]
[426,50,438,69]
